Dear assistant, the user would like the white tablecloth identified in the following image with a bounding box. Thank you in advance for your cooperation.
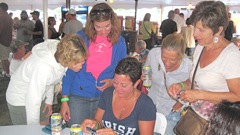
[0,125,89,135]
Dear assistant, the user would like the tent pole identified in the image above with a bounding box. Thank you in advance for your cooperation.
[43,0,48,40]
[134,0,138,31]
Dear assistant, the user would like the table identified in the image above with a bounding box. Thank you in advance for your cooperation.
[0,125,89,135]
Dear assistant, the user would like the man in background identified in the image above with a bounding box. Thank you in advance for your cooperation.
[14,10,35,43]
[0,2,13,77]
[62,9,83,36]
[173,8,185,33]
[27,11,44,42]
[160,10,177,40]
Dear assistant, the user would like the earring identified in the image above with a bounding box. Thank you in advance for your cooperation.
[213,37,219,43]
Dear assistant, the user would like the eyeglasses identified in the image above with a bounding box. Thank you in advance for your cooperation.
[90,9,112,19]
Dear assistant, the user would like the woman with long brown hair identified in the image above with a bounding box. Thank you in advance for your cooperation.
[60,3,126,127]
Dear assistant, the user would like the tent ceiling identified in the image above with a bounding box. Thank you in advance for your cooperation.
[2,0,240,10]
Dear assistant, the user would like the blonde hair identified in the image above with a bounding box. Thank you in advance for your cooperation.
[84,3,121,44]
[54,34,88,67]
[161,34,186,59]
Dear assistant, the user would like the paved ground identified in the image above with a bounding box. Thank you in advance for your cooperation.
[0,76,12,126]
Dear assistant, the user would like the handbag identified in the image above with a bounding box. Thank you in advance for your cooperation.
[174,107,208,135]
[143,22,159,48]
[174,48,208,135]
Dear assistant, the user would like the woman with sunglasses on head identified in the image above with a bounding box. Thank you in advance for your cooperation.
[145,33,192,135]
[60,3,126,127]
[168,1,240,134]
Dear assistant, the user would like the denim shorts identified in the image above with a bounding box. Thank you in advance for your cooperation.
[67,95,100,127]
[165,111,181,135]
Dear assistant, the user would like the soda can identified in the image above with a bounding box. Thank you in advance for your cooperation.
[70,124,83,135]
[51,113,62,135]
[142,65,152,87]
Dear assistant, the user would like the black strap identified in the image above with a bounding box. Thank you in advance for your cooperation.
[143,22,152,36]
[191,47,204,89]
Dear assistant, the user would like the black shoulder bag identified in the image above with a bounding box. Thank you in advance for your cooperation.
[143,22,159,49]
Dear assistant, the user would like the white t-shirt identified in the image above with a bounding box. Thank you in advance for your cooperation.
[191,43,240,120]
[63,19,83,34]
[173,14,185,33]
[9,59,23,75]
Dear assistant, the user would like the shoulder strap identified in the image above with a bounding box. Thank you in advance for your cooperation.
[191,47,204,89]
[143,22,151,36]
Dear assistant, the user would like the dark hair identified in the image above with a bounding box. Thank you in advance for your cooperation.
[207,100,240,135]
[179,13,184,17]
[143,13,151,21]
[48,17,55,25]
[186,18,191,25]
[168,10,175,18]
[190,1,228,35]
[84,2,120,44]
[114,57,142,85]
[0,2,8,11]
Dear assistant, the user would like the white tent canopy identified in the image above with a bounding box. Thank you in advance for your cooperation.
[2,0,240,38]
[2,0,240,10]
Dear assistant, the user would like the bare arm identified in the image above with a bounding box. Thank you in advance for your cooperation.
[48,28,52,39]
[168,79,191,98]
[139,120,155,135]
[180,78,240,104]
[27,30,42,35]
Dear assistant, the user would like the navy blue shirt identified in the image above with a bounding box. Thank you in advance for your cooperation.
[98,88,156,135]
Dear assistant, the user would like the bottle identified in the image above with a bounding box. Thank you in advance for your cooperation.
[142,65,152,87]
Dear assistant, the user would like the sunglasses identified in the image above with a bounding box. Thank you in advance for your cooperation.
[90,9,112,18]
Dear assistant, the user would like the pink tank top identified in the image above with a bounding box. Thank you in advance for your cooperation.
[86,36,113,79]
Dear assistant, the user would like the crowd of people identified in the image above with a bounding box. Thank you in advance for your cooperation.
[1,1,240,135]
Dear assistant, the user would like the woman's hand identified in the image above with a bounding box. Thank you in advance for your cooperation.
[168,83,182,99]
[43,103,52,117]
[179,90,199,103]
[96,79,114,91]
[97,128,117,135]
[81,119,97,133]
[60,102,71,122]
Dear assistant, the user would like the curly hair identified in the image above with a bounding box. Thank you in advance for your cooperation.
[190,1,228,35]
[84,2,121,44]
[206,100,240,135]
[54,34,88,67]
[114,57,142,85]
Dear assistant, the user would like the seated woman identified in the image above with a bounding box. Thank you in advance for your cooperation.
[81,57,156,135]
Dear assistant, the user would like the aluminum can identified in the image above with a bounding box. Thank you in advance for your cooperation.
[143,65,152,87]
[70,124,83,135]
[51,113,62,135]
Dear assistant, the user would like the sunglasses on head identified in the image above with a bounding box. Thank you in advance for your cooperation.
[90,9,112,17]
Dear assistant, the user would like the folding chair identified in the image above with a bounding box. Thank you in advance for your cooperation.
[154,112,167,135]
